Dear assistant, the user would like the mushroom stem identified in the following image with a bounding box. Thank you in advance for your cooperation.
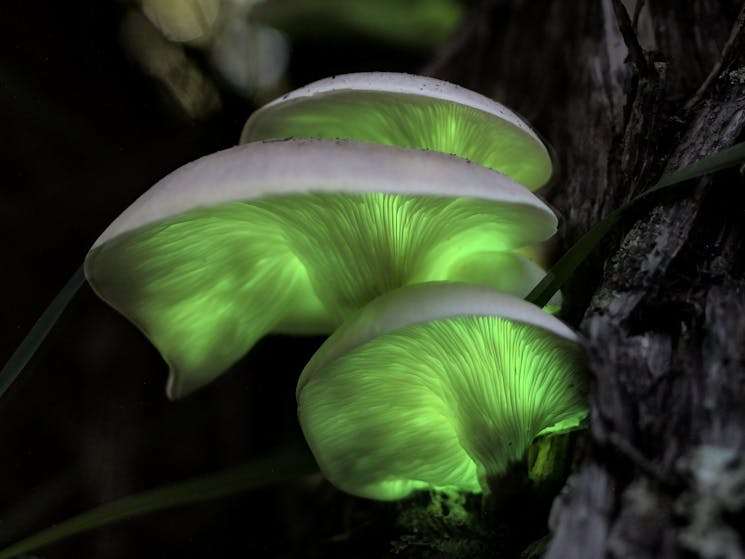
[483,459,530,515]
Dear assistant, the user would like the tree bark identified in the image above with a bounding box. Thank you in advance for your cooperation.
[432,1,745,557]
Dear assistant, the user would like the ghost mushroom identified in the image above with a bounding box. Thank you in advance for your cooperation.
[84,139,557,399]
[241,72,552,189]
[296,282,587,501]
[444,249,563,313]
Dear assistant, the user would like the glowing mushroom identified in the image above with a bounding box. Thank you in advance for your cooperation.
[445,250,563,313]
[296,282,587,501]
[240,72,552,189]
[84,139,557,399]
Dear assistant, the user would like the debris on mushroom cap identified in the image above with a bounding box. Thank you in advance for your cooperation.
[84,139,557,399]
[240,72,552,190]
[297,282,587,501]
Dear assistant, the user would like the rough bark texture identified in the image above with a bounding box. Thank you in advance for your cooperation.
[2,2,744,557]
[433,0,745,557]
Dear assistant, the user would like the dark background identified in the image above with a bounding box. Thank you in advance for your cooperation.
[5,2,744,558]
[0,2,459,556]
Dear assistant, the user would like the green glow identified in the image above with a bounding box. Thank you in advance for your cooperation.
[85,193,552,398]
[527,434,572,485]
[242,91,552,189]
[298,315,587,500]
[446,251,562,313]
[252,0,463,50]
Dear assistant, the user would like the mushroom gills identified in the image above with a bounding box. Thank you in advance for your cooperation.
[84,139,557,399]
[241,72,553,189]
[86,190,554,399]
[297,282,587,500]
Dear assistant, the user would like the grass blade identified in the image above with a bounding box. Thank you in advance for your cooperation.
[0,442,317,559]
[526,141,745,308]
[526,209,623,308]
[647,141,745,193]
[0,266,86,398]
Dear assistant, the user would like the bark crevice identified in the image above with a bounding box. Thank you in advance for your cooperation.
[433,1,745,556]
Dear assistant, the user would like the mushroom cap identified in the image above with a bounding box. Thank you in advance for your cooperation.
[85,139,557,399]
[444,250,563,313]
[240,72,552,189]
[297,282,587,501]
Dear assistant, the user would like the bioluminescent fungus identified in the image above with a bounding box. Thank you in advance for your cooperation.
[445,250,563,313]
[296,282,587,501]
[84,139,557,399]
[240,72,552,189]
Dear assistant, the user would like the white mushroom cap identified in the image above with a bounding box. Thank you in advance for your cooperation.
[241,72,552,189]
[444,250,563,312]
[85,139,557,398]
[299,282,577,384]
[297,282,586,501]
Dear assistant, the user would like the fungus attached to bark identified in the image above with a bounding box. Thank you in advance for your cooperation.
[296,282,586,501]
[84,139,557,399]
[240,72,552,189]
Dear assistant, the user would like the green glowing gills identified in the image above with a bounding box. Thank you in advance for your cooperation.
[241,72,552,189]
[297,282,587,500]
[84,139,557,399]
[84,73,587,502]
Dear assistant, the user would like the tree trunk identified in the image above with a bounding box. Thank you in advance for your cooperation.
[432,1,745,557]
[3,2,744,557]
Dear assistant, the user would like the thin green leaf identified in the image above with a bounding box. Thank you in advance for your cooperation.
[526,141,745,308]
[0,266,85,398]
[0,443,317,559]
[526,209,623,309]
[5,144,744,393]
[647,141,745,193]
[0,469,80,545]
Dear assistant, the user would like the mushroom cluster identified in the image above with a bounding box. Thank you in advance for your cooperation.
[297,282,586,500]
[85,73,586,499]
